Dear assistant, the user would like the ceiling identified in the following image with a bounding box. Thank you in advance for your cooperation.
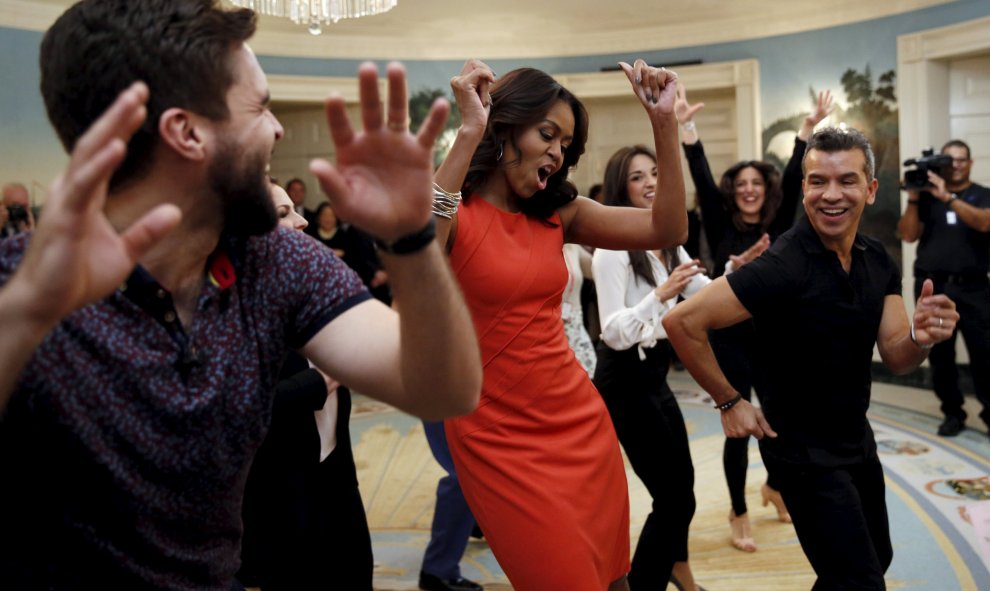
[5,0,956,60]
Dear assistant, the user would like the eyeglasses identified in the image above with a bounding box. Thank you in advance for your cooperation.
[951,158,971,165]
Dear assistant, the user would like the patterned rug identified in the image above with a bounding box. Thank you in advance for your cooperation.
[350,373,990,591]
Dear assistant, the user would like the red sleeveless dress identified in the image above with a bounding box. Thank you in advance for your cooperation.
[446,196,630,590]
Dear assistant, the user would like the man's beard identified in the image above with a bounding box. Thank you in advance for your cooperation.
[209,140,277,238]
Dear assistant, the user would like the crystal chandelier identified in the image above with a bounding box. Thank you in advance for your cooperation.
[229,0,398,35]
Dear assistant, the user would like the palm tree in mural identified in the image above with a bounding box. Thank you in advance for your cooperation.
[837,65,901,264]
[840,65,898,184]
[409,88,461,167]
[761,65,901,263]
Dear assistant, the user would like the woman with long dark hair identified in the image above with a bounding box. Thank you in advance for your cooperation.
[430,59,688,591]
[592,145,710,590]
[239,182,372,590]
[675,85,832,551]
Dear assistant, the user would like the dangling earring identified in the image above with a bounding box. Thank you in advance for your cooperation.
[496,141,504,162]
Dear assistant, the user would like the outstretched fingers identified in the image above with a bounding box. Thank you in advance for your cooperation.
[358,62,384,133]
[819,90,833,112]
[812,90,834,123]
[324,96,355,149]
[416,98,451,151]
[386,61,409,132]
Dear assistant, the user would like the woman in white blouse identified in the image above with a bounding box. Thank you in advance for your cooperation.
[592,145,710,591]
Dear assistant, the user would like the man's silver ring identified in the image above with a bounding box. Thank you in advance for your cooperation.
[939,317,943,328]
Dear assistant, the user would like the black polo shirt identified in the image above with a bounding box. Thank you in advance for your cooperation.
[915,181,990,277]
[726,217,901,467]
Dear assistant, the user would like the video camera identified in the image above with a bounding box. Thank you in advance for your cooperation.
[7,204,29,225]
[903,148,953,191]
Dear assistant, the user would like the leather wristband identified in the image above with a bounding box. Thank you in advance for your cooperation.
[715,393,743,412]
[374,217,437,255]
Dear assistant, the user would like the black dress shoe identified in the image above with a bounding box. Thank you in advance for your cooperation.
[938,416,965,436]
[419,571,484,591]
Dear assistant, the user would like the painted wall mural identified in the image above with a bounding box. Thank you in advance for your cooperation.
[764,64,901,265]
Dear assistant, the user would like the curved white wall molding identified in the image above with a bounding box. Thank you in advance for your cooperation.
[6,0,954,60]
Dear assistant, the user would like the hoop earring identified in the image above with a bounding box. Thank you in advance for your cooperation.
[496,142,504,162]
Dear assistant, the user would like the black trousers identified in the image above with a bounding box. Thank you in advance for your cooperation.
[594,342,695,590]
[711,323,782,516]
[768,456,891,590]
[915,278,990,427]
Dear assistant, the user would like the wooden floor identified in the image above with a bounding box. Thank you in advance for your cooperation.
[351,373,990,591]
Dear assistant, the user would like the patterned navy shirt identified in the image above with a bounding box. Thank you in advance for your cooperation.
[0,226,369,590]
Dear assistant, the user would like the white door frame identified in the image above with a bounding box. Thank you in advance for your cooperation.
[897,15,990,366]
[897,15,990,283]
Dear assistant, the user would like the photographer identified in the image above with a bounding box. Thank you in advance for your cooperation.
[898,140,990,439]
[2,183,35,237]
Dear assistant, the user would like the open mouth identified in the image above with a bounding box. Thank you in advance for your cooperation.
[821,208,848,218]
[538,165,553,182]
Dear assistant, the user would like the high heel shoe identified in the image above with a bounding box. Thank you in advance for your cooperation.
[729,510,757,552]
[670,574,708,591]
[761,483,792,523]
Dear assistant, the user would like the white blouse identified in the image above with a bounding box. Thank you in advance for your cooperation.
[592,246,711,353]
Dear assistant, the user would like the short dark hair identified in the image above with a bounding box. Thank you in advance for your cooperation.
[286,178,306,191]
[941,139,971,160]
[802,127,875,182]
[40,0,257,190]
[462,68,589,220]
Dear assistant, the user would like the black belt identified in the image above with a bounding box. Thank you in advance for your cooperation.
[916,270,990,286]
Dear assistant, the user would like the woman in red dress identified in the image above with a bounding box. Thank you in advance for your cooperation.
[433,59,688,591]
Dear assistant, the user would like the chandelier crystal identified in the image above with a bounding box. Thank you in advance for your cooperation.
[229,0,398,34]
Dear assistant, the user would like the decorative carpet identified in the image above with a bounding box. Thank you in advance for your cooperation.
[349,372,990,591]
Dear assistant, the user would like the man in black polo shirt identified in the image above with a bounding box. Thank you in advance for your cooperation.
[898,139,990,438]
[664,128,959,589]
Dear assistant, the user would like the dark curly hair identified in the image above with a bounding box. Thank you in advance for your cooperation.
[462,68,589,220]
[40,0,257,191]
[718,160,783,233]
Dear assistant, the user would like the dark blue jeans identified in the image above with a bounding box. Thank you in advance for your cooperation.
[422,421,477,580]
